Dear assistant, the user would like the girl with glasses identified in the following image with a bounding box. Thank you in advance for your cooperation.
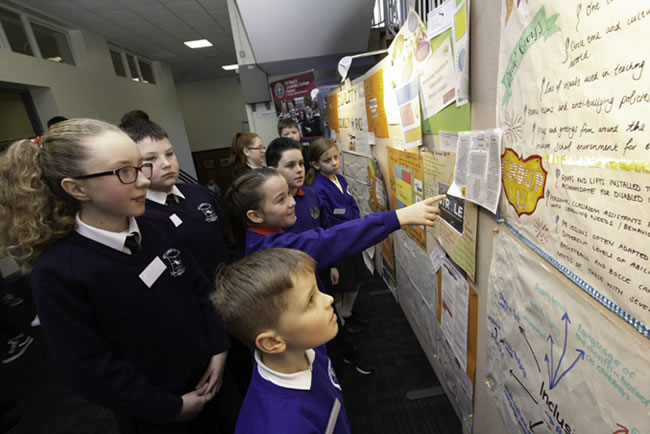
[0,119,233,434]
[230,131,265,179]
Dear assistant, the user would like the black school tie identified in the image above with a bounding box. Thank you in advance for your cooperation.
[165,194,179,206]
[125,234,141,255]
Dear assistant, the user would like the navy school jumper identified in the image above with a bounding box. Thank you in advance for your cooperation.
[31,215,230,430]
[244,210,399,269]
[284,186,331,234]
[144,183,239,279]
[311,173,360,226]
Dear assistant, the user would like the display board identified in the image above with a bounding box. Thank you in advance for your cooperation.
[487,231,649,434]
[496,0,650,335]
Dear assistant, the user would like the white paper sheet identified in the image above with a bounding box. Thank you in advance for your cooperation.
[440,257,469,372]
[438,130,459,153]
[448,129,502,213]
[420,37,456,119]
[427,0,456,38]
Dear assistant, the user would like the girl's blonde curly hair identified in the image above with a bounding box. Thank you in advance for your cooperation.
[0,118,122,269]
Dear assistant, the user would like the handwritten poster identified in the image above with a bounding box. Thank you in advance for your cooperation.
[387,147,425,249]
[337,82,370,156]
[497,0,650,334]
[487,231,650,434]
[423,151,477,280]
[341,151,372,217]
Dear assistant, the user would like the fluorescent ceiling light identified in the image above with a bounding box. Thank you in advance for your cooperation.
[184,39,212,48]
[221,64,239,71]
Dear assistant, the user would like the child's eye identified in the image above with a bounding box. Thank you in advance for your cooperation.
[166,152,175,157]
[144,156,156,162]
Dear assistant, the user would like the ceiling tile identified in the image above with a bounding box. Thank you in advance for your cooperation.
[102,9,146,24]
[130,6,175,18]
[118,0,160,9]
[74,0,124,14]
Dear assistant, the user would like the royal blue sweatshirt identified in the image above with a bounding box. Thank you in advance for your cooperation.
[284,186,331,234]
[311,173,361,226]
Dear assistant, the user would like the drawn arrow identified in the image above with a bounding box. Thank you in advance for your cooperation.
[551,349,585,389]
[509,370,538,405]
[519,326,541,373]
[552,313,571,386]
[613,423,629,434]
[529,420,543,432]
[545,334,555,385]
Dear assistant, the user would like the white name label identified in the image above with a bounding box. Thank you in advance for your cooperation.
[139,256,167,288]
[333,208,346,215]
[169,213,183,227]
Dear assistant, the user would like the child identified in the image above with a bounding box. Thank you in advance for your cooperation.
[231,131,265,178]
[305,138,375,330]
[212,248,350,433]
[0,119,234,433]
[277,118,301,142]
[121,118,237,279]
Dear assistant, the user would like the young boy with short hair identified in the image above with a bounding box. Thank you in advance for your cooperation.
[212,248,350,434]
[277,118,301,142]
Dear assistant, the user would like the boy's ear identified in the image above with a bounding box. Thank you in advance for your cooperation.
[246,209,264,224]
[255,330,286,354]
[60,178,91,202]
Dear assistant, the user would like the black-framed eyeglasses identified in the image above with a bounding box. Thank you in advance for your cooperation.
[73,163,153,185]
[248,146,266,151]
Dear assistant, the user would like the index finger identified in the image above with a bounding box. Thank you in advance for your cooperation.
[426,194,446,204]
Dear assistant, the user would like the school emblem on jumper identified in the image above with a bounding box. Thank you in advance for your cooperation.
[162,248,186,277]
[309,204,320,219]
[197,203,218,222]
[327,358,341,390]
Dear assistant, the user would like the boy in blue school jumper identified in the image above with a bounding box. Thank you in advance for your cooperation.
[120,118,238,280]
[212,248,351,434]
[121,118,250,398]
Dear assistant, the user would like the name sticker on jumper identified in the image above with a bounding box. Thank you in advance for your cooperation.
[325,398,341,434]
[139,257,167,288]
[333,208,346,215]
[169,213,183,227]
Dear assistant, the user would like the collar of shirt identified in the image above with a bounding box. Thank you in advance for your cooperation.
[146,185,186,205]
[75,213,141,253]
[295,187,305,197]
[248,226,283,236]
[329,175,343,193]
[254,349,315,390]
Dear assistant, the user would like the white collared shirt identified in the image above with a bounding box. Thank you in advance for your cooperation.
[254,349,316,391]
[146,185,186,205]
[75,213,141,254]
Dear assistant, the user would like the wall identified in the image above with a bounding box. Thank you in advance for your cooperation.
[176,76,248,151]
[0,28,197,177]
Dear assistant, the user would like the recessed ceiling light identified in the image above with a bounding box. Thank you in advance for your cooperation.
[221,64,239,71]
[184,39,212,48]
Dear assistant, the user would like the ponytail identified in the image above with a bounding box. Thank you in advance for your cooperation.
[224,168,279,248]
[304,138,337,186]
[0,119,121,269]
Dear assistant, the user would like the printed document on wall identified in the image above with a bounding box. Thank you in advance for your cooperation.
[441,258,469,372]
[448,129,502,213]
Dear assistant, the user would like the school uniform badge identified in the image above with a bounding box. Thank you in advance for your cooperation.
[197,203,218,222]
[162,248,186,277]
[327,358,342,390]
[309,204,320,219]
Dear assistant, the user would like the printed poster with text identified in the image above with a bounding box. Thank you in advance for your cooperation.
[423,152,477,280]
[487,232,649,434]
[496,0,650,333]
[336,83,371,156]
[387,147,425,249]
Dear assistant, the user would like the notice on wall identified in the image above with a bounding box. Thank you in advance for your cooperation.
[427,0,455,39]
[419,36,457,119]
[497,1,650,333]
[270,71,322,139]
[337,82,370,156]
[487,231,650,434]
[341,151,372,217]
[387,147,426,249]
[452,0,470,106]
[448,129,503,214]
[441,258,469,372]
[423,151,477,280]
[363,65,390,138]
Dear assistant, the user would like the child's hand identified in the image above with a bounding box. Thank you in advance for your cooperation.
[330,267,340,285]
[196,351,228,396]
[177,389,212,421]
[395,195,445,227]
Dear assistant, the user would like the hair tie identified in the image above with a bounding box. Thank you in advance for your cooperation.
[31,137,43,148]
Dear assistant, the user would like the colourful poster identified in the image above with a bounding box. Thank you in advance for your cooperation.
[270,71,322,139]
[363,67,390,138]
[497,0,650,334]
[336,82,370,156]
[387,147,425,249]
[487,231,650,434]
[423,151,477,280]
